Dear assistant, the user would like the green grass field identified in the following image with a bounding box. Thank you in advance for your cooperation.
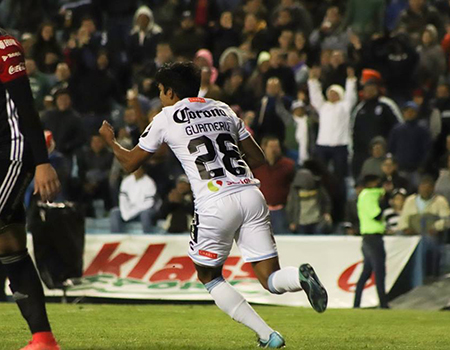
[0,303,449,350]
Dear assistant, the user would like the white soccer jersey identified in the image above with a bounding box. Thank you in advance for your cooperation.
[138,97,260,211]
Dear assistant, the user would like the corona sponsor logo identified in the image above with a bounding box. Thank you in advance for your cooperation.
[173,106,227,124]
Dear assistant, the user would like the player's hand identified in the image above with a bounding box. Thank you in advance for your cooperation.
[34,163,61,202]
[99,121,115,146]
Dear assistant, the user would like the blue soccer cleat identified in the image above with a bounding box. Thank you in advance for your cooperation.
[258,331,285,348]
[299,263,328,313]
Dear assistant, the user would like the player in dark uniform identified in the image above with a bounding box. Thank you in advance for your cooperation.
[0,29,61,350]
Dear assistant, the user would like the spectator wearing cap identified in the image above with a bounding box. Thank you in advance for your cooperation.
[286,168,332,234]
[388,101,432,189]
[127,6,163,67]
[41,89,86,160]
[158,175,194,234]
[110,167,159,233]
[171,11,205,59]
[351,78,403,178]
[417,24,446,93]
[360,137,388,178]
[382,188,408,235]
[398,175,450,277]
[308,65,358,218]
[253,136,295,234]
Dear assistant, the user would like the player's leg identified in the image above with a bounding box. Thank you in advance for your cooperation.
[238,188,327,313]
[195,263,282,346]
[0,162,59,349]
[189,197,284,348]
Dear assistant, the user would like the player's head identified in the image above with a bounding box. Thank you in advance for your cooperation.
[155,62,201,106]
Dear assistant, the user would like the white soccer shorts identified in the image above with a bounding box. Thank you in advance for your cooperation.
[188,187,278,267]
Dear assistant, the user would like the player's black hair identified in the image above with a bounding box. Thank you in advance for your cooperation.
[155,62,201,100]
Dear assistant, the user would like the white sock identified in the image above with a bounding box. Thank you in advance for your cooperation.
[268,267,302,294]
[205,277,273,341]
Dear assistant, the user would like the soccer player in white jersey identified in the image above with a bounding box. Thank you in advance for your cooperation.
[99,62,327,348]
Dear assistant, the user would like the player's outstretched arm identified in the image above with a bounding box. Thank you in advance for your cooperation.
[99,121,152,173]
[239,136,267,169]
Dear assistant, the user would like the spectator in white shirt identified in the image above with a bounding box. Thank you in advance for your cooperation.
[110,167,158,233]
[308,65,357,220]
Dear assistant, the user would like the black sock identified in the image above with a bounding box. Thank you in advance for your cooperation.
[0,250,51,333]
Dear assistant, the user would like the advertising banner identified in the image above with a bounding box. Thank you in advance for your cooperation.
[30,235,420,308]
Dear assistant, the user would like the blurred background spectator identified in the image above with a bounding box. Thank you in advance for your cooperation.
[0,0,448,243]
[110,167,158,233]
[158,175,194,234]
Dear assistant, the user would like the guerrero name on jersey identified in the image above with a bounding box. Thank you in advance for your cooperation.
[138,97,260,210]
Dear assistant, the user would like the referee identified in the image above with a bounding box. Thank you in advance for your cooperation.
[0,29,61,349]
[353,174,389,309]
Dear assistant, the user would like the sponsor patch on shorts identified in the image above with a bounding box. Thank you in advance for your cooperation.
[199,250,218,259]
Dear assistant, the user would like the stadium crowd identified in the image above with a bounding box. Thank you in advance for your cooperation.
[1,0,450,244]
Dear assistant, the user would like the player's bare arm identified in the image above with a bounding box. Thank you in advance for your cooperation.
[239,136,267,169]
[99,120,153,173]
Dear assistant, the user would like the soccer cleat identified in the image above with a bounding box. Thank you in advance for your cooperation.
[258,331,286,348]
[20,341,61,350]
[299,263,328,313]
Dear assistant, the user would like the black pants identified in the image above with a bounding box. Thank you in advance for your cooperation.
[354,234,388,308]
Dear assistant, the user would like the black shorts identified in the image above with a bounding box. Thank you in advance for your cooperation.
[0,160,34,228]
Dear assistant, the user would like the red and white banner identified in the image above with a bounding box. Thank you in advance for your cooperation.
[30,235,420,308]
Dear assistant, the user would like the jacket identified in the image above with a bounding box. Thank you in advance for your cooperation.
[357,188,385,234]
[398,194,450,232]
